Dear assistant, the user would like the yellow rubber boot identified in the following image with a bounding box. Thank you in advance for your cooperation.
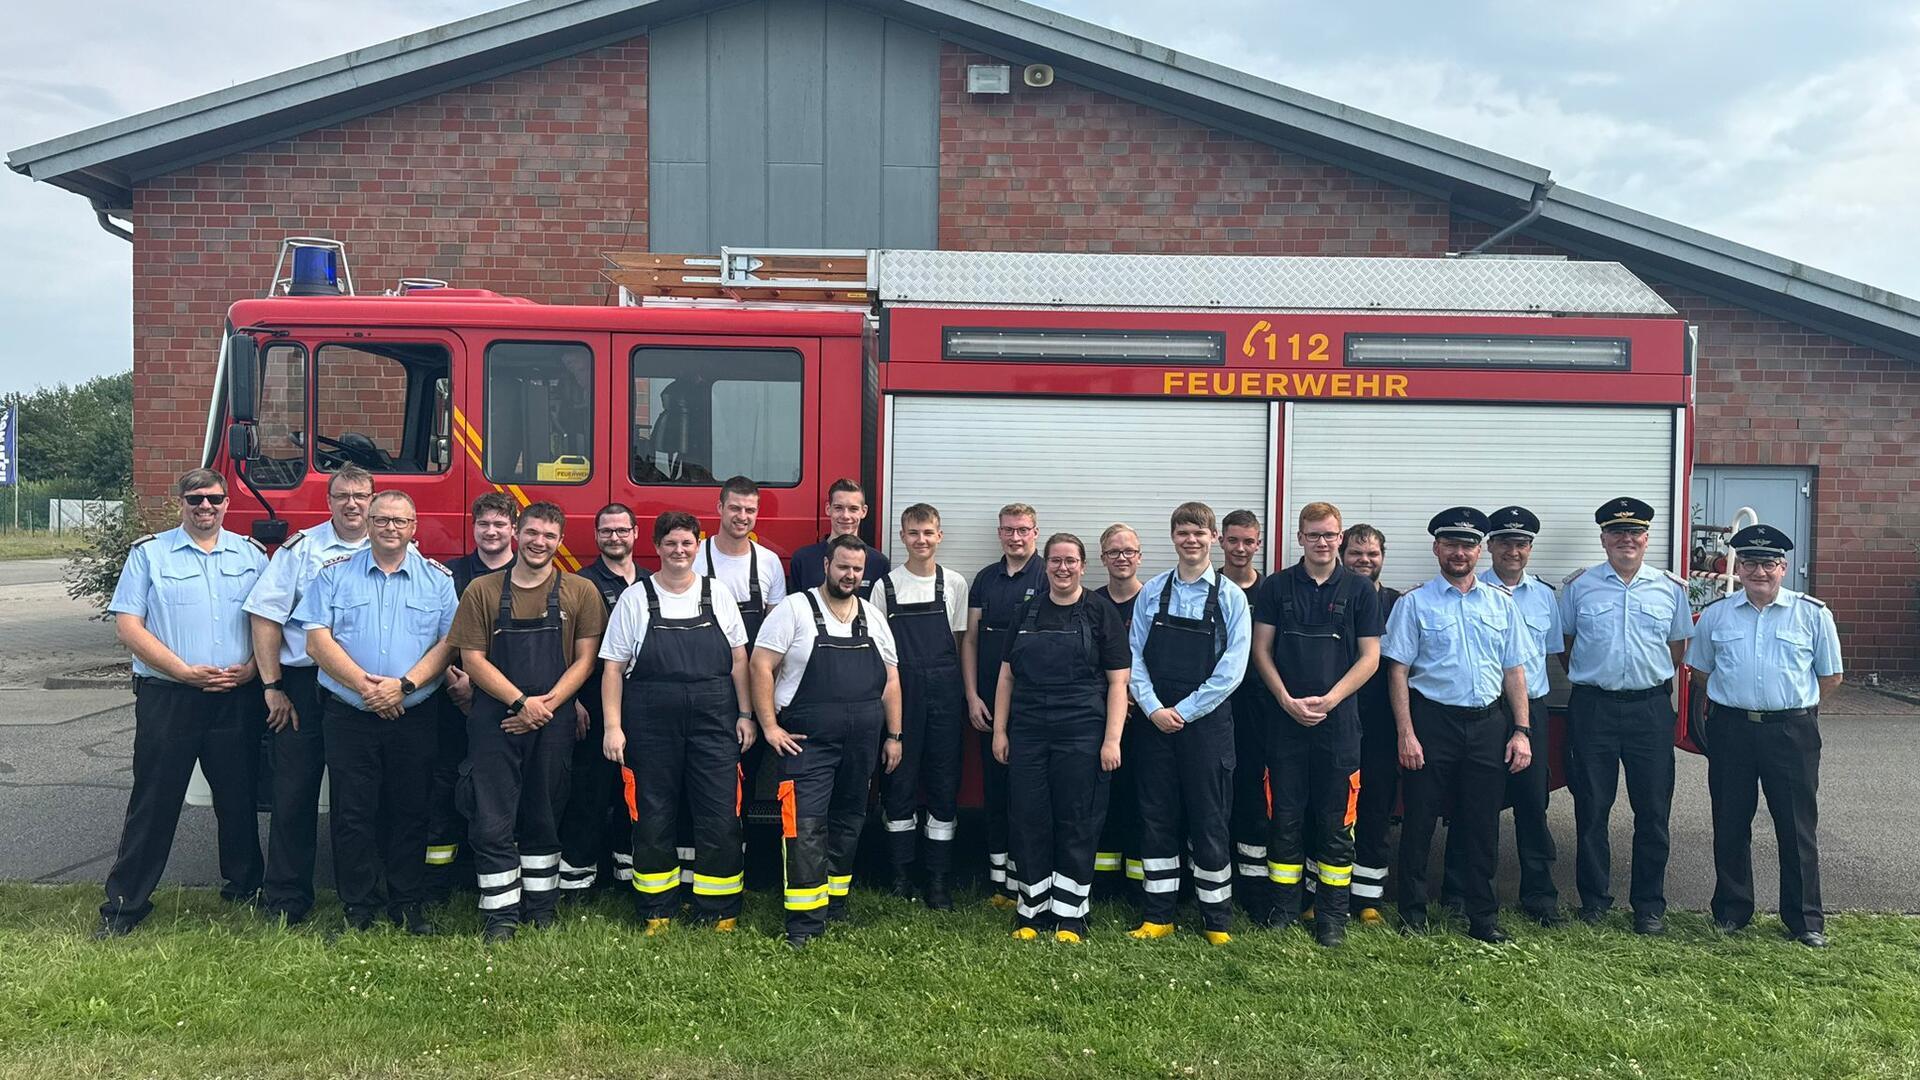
[1302,905,1315,922]
[643,917,671,937]
[1128,922,1175,940]
[1055,929,1083,944]
[713,918,738,933]
[988,894,1017,911]
[1203,930,1233,946]
[1011,926,1040,941]
[1357,907,1384,926]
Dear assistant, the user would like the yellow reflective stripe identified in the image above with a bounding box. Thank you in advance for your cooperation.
[784,885,829,910]
[1267,861,1305,884]
[630,869,680,894]
[1094,852,1122,871]
[1124,859,1145,881]
[1315,861,1354,886]
[423,845,457,866]
[691,872,744,896]
[826,874,852,897]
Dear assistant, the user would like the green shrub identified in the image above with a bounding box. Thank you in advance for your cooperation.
[63,488,168,619]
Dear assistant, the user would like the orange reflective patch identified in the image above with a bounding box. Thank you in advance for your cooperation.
[1344,770,1361,828]
[735,764,744,818]
[1263,769,1273,818]
[622,766,639,823]
[779,779,797,839]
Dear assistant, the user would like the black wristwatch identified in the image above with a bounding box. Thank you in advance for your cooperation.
[1509,725,1533,739]
[399,677,417,696]
[885,732,903,742]
[507,694,528,716]
[262,680,285,693]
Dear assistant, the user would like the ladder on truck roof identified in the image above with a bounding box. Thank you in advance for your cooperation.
[603,247,1679,317]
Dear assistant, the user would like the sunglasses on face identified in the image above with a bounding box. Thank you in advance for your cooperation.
[182,493,228,506]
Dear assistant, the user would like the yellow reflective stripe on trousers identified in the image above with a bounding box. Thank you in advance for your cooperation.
[424,844,457,866]
[1094,852,1122,872]
[1267,861,1305,884]
[826,874,852,897]
[785,885,829,910]
[691,872,745,896]
[631,869,680,894]
[1124,858,1145,881]
[1314,861,1354,886]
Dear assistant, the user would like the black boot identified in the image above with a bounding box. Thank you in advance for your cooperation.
[890,870,917,901]
[923,875,954,911]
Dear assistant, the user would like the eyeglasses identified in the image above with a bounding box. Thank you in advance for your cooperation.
[182,493,228,506]
[1101,548,1141,560]
[371,516,416,529]
[1046,557,1082,567]
[596,527,635,537]
[998,526,1036,537]
[1302,531,1342,543]
[328,491,374,503]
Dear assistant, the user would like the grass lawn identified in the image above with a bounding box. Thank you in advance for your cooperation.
[2,882,1916,1079]
[0,531,79,561]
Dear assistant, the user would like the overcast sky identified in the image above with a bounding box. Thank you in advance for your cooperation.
[2,0,1916,395]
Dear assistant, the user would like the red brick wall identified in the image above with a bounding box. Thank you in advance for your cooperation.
[130,37,649,500]
[940,46,1450,255]
[1451,214,1920,674]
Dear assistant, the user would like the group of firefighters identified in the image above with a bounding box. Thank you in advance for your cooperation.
[96,464,1843,950]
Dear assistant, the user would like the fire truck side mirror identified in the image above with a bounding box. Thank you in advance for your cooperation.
[226,422,256,462]
[227,333,258,424]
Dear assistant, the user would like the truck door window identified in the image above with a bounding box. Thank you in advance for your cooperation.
[483,342,595,485]
[630,347,802,486]
[250,343,308,488]
[314,343,452,474]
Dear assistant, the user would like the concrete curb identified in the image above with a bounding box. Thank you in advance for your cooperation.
[42,676,131,690]
[1863,684,1920,709]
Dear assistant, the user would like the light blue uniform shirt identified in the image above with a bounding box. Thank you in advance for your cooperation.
[1558,562,1694,690]
[1685,588,1842,711]
[109,526,267,679]
[293,547,456,710]
[242,521,369,667]
[1479,568,1563,700]
[1382,575,1530,708]
[1128,566,1252,721]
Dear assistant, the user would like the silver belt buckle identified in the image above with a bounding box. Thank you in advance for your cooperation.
[1745,710,1765,724]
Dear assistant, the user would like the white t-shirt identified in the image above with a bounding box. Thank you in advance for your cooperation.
[692,539,786,614]
[599,576,750,672]
[755,588,900,709]
[869,565,969,633]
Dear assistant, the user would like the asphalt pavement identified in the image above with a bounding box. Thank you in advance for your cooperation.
[2,559,1916,922]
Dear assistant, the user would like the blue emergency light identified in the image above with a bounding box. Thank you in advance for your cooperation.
[287,244,343,296]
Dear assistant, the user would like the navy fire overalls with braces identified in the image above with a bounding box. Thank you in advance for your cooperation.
[704,536,768,878]
[558,565,632,894]
[619,576,745,920]
[777,591,887,938]
[878,571,966,883]
[1227,570,1272,919]
[1005,596,1111,934]
[1264,576,1364,928]
[976,567,1041,897]
[462,571,574,924]
[1136,575,1236,931]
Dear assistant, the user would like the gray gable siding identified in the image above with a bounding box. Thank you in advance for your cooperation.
[647,0,940,253]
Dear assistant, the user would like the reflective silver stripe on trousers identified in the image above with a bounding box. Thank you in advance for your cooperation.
[924,816,957,841]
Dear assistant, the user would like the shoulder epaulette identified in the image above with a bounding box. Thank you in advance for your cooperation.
[1798,593,1827,609]
[130,533,157,550]
[1561,567,1587,587]
[245,536,269,554]
[1531,573,1558,592]
[1483,580,1514,596]
[426,557,453,577]
[281,530,306,549]
[320,554,354,569]
[1662,569,1688,587]
[1701,593,1731,611]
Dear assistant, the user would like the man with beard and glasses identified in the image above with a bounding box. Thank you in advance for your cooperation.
[97,469,267,937]
[1341,523,1401,923]
[1381,508,1531,944]
[558,503,651,896]
[752,535,903,949]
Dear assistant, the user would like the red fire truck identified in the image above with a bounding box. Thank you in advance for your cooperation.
[210,241,1698,791]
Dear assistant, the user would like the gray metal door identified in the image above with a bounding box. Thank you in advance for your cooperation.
[1691,465,1814,590]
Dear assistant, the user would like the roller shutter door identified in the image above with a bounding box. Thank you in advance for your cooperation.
[885,396,1274,586]
[1282,402,1680,592]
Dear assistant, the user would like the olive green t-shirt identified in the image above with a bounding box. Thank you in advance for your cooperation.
[449,568,608,662]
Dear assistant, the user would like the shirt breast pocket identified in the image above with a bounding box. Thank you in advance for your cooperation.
[1773,627,1814,663]
[332,596,373,638]
[406,595,445,638]
[1524,612,1552,646]
[1416,611,1457,650]
[1576,598,1618,638]
[219,563,260,608]
[1631,592,1674,631]
[157,564,208,608]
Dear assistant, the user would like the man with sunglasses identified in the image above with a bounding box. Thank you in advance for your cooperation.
[294,491,458,934]
[243,464,375,925]
[558,504,651,895]
[97,470,269,937]
[1685,524,1842,948]
[1559,496,1694,935]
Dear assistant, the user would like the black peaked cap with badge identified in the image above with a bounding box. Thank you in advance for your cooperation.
[1487,506,1541,540]
[1594,496,1655,531]
[1729,523,1794,560]
[1428,506,1491,543]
